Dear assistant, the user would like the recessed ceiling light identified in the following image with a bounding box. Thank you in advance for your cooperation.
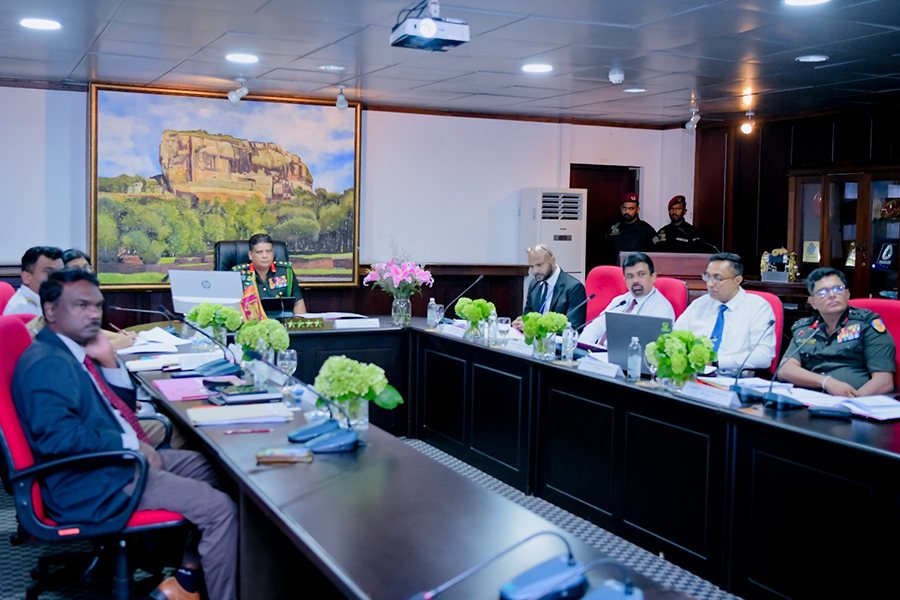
[522,64,553,73]
[20,18,61,30]
[318,64,347,72]
[226,53,259,64]
[623,88,646,93]
[795,54,829,63]
[784,0,830,5]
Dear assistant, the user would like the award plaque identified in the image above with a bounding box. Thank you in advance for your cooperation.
[873,242,898,271]
[802,241,820,263]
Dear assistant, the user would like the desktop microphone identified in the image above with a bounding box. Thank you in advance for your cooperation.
[524,557,641,600]
[578,296,617,333]
[440,275,485,323]
[728,319,775,402]
[158,305,241,376]
[567,293,594,326]
[407,531,585,600]
[762,324,823,410]
[107,305,176,333]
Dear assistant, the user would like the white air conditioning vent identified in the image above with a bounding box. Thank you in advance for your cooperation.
[540,193,583,220]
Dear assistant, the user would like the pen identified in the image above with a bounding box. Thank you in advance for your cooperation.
[109,323,124,332]
[223,428,273,435]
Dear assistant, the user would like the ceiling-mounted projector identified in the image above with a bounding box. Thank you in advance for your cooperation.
[390,0,469,51]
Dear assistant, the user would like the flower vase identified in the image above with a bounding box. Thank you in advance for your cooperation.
[663,373,696,392]
[339,397,369,431]
[211,324,227,347]
[391,296,412,327]
[463,320,484,342]
[532,332,557,361]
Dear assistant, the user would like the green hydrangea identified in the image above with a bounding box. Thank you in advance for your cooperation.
[644,330,716,384]
[522,311,568,343]
[455,298,495,323]
[236,319,290,351]
[186,303,243,331]
[313,355,404,410]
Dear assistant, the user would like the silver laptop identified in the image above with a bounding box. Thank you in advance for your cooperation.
[169,269,244,314]
[605,312,674,376]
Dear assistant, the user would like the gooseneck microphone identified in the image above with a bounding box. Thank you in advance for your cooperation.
[158,305,240,376]
[107,305,175,332]
[567,293,595,324]
[762,326,822,410]
[729,319,775,402]
[529,558,639,600]
[440,275,485,324]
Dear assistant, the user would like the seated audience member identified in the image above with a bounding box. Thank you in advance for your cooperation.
[674,252,776,371]
[777,267,896,397]
[513,243,587,332]
[62,248,93,271]
[12,269,237,600]
[233,233,307,317]
[3,246,63,316]
[581,252,675,346]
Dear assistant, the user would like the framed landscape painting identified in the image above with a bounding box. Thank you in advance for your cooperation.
[89,83,360,289]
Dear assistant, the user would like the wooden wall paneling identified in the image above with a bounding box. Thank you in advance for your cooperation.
[731,129,762,273]
[833,112,873,164]
[694,127,729,251]
[871,108,900,161]
[757,121,794,256]
[790,116,834,167]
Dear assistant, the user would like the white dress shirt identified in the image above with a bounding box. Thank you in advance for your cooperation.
[537,266,562,314]
[674,287,776,370]
[3,285,41,316]
[54,332,140,450]
[580,287,676,345]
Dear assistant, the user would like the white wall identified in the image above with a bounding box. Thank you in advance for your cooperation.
[0,86,696,266]
[0,87,87,263]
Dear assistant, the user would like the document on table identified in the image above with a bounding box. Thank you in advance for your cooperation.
[297,312,368,320]
[775,388,900,420]
[137,327,192,346]
[187,403,294,426]
[697,376,793,390]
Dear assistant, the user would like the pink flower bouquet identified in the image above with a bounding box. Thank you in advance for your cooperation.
[363,259,434,299]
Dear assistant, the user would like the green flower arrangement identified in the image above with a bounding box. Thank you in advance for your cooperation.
[314,355,404,410]
[236,319,290,352]
[645,330,716,385]
[521,311,567,344]
[455,297,495,323]
[186,303,243,331]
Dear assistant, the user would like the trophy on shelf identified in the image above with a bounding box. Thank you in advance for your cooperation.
[760,248,799,282]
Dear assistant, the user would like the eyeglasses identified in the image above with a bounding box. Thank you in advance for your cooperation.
[701,273,737,284]
[813,284,847,298]
[525,244,553,256]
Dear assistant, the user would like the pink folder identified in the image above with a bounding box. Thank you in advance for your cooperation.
[152,376,243,402]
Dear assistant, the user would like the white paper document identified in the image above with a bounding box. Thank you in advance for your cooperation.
[137,327,192,346]
[297,312,368,320]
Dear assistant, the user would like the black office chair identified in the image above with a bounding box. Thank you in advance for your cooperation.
[213,240,290,272]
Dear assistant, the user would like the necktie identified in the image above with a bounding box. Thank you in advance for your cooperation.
[83,356,151,445]
[537,282,550,314]
[599,299,638,346]
[711,304,728,353]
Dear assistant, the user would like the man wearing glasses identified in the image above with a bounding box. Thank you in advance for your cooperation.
[777,267,895,396]
[674,252,776,371]
[512,243,587,332]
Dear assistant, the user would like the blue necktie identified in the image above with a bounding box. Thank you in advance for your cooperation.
[711,304,727,352]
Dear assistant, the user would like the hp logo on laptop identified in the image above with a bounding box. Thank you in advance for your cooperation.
[201,279,211,289]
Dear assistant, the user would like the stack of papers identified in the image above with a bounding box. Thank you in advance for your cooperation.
[117,327,192,355]
[698,376,793,391]
[152,376,242,401]
[774,389,900,420]
[187,403,293,427]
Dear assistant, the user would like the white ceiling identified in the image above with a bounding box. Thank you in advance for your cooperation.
[1,0,899,126]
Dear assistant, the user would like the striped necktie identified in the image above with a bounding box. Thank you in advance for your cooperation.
[83,356,151,445]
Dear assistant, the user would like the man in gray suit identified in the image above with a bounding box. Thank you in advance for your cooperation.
[513,243,587,331]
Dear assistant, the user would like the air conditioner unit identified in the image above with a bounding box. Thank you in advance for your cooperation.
[519,188,587,282]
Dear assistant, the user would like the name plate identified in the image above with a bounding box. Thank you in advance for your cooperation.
[504,340,534,357]
[333,318,381,330]
[577,358,623,379]
[680,382,739,407]
[439,324,466,339]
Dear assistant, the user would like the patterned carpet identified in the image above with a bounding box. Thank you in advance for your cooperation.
[1,440,741,600]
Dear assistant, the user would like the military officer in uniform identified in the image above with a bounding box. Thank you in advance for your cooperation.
[605,192,657,264]
[653,195,709,252]
[233,233,307,317]
[778,267,895,396]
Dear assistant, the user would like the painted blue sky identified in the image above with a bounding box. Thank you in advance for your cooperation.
[97,89,356,194]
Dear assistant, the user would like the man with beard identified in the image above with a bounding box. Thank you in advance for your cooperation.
[605,193,657,264]
[653,195,709,252]
[580,252,675,346]
[513,243,587,331]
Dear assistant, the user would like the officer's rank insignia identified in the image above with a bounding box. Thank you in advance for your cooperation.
[837,324,861,343]
[872,318,886,333]
[268,275,287,288]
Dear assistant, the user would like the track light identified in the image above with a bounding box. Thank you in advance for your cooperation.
[741,110,754,134]
[227,77,248,104]
[685,108,700,131]
[335,84,349,110]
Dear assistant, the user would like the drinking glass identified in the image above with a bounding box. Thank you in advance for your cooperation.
[497,317,511,337]
[644,355,661,388]
[276,349,298,377]
[433,304,445,324]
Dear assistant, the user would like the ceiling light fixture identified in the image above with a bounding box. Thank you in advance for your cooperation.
[623,88,646,93]
[783,0,830,6]
[318,64,347,72]
[20,18,61,30]
[685,108,700,131]
[742,87,753,107]
[795,54,829,63]
[227,77,249,104]
[336,85,349,111]
[741,110,755,134]
[522,64,553,73]
[226,53,259,64]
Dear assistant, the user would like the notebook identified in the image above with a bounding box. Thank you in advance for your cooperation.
[186,403,293,427]
[605,312,674,376]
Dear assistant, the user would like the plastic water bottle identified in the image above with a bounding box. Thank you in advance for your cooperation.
[486,309,499,346]
[561,321,577,362]
[627,336,642,382]
[426,298,437,328]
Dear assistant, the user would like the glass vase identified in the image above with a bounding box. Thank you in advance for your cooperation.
[339,397,369,431]
[463,320,484,342]
[391,296,412,327]
[211,324,228,347]
[663,372,696,392]
[532,332,557,361]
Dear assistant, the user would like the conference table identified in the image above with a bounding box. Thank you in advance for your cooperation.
[139,319,900,599]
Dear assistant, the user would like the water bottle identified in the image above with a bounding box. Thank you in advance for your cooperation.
[561,321,577,362]
[627,336,642,382]
[426,298,437,328]
[486,309,499,346]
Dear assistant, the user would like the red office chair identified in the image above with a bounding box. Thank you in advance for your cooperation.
[746,291,784,374]
[848,298,900,389]
[584,266,627,323]
[0,281,14,313]
[654,277,689,318]
[0,315,184,600]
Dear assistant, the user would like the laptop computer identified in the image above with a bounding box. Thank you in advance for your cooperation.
[605,312,674,376]
[169,269,244,314]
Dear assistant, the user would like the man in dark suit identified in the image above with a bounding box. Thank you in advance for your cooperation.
[512,243,587,331]
[12,269,237,600]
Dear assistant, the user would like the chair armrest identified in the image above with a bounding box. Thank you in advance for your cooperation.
[10,449,150,542]
[139,412,173,448]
